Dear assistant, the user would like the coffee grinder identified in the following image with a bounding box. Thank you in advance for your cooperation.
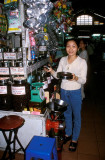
[46,99,68,150]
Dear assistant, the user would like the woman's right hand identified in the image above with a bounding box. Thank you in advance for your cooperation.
[43,66,53,73]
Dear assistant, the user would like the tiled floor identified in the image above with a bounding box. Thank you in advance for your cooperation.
[0,68,105,160]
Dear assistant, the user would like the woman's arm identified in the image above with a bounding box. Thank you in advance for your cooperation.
[44,58,64,79]
[77,60,87,84]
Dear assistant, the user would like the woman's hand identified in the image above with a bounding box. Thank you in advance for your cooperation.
[43,66,54,74]
[69,73,78,81]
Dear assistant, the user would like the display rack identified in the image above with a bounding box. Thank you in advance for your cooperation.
[19,0,49,77]
[26,58,49,74]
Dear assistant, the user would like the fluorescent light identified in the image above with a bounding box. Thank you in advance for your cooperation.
[78,36,90,38]
[92,34,101,37]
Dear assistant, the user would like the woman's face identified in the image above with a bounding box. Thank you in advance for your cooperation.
[66,40,78,57]
[79,40,86,50]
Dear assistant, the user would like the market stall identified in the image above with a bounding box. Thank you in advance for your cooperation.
[0,0,73,152]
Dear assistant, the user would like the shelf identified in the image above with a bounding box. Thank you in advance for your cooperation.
[26,58,49,74]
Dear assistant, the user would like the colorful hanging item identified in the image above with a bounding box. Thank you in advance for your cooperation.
[53,0,74,32]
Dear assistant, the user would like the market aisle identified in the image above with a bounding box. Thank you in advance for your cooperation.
[0,71,105,160]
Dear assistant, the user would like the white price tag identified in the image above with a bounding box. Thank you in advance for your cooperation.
[39,46,47,51]
[12,86,26,95]
[4,52,16,60]
[0,67,9,75]
[0,86,7,94]
[10,67,24,75]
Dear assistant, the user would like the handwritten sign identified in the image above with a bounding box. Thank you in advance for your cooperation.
[10,67,24,75]
[4,52,16,60]
[0,67,9,75]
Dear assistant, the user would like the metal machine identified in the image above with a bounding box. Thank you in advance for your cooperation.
[30,82,45,103]
[46,99,68,150]
[29,82,46,113]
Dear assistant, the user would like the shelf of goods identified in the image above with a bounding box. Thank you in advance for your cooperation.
[0,110,48,152]
[0,1,50,152]
[26,58,49,74]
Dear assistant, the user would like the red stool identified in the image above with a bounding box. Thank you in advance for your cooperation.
[0,115,25,160]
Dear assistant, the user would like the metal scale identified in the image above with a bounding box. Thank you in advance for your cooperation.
[29,82,46,112]
[30,82,45,102]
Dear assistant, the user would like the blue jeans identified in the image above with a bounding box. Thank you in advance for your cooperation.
[61,88,82,141]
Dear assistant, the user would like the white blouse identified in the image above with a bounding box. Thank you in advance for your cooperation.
[52,56,87,91]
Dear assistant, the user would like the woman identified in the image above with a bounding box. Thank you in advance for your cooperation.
[79,39,88,62]
[79,39,88,100]
[45,39,87,151]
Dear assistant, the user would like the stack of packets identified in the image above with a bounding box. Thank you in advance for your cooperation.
[22,107,41,115]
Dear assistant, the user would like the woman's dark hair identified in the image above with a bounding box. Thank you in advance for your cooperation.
[79,38,87,45]
[65,38,79,47]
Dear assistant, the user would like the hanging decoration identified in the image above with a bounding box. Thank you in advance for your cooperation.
[53,0,74,33]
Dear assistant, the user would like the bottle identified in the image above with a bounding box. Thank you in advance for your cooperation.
[0,48,3,62]
[39,39,47,56]
[0,77,12,110]
[46,72,52,98]
[41,71,48,92]
[10,48,16,67]
[11,77,31,112]
[17,47,23,61]
[31,46,35,61]
[41,70,49,103]
[38,26,48,57]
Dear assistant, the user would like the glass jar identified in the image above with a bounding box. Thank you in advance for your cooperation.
[46,72,52,97]
[0,77,12,110]
[0,48,3,61]
[17,47,22,61]
[11,77,31,112]
[16,61,23,67]
[41,72,48,91]
[3,61,12,67]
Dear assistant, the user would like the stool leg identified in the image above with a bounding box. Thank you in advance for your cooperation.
[13,130,17,159]
[14,129,25,152]
[1,131,13,160]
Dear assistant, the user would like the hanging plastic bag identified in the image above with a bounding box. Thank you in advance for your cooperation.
[6,9,22,33]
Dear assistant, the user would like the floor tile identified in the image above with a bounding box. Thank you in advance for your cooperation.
[78,141,99,156]
[96,130,105,142]
[100,156,105,160]
[78,153,100,160]
[62,151,77,160]
[97,141,105,157]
